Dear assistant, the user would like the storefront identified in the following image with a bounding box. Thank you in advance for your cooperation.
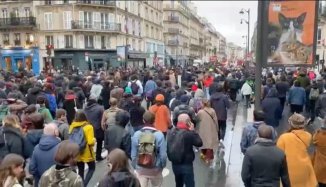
[0,47,40,74]
[127,51,147,68]
[53,49,117,72]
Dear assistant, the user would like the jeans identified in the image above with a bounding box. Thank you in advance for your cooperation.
[96,138,103,160]
[77,161,96,187]
[218,120,226,140]
[172,164,195,187]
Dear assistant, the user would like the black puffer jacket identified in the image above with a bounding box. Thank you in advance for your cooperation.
[99,171,140,187]
[2,126,25,157]
[104,125,131,158]
[316,92,326,119]
[26,87,46,105]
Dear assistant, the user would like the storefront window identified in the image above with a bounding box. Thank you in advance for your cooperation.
[25,56,32,71]
[4,57,11,72]
[17,59,23,71]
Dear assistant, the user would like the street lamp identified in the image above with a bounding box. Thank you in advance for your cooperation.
[242,35,248,59]
[240,8,250,68]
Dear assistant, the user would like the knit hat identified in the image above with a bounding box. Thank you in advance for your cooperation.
[124,87,132,94]
[180,95,189,104]
[288,113,305,129]
[155,94,165,102]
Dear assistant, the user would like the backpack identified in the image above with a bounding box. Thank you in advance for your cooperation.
[46,93,57,112]
[0,127,9,161]
[130,82,139,95]
[0,105,9,126]
[167,128,186,164]
[137,129,157,168]
[309,88,320,100]
[69,124,87,152]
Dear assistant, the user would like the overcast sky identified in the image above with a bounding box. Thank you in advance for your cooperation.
[193,1,258,48]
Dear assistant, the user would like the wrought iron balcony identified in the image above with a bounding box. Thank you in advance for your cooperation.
[167,16,179,22]
[167,39,179,45]
[76,0,116,6]
[0,17,36,28]
[71,21,121,32]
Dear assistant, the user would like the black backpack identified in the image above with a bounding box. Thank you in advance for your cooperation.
[130,82,139,95]
[167,128,186,164]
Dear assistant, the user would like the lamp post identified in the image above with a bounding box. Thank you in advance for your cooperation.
[240,8,250,69]
[242,35,248,59]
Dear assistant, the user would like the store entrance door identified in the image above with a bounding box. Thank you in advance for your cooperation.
[12,57,24,72]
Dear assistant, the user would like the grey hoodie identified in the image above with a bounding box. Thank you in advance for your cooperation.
[53,120,69,140]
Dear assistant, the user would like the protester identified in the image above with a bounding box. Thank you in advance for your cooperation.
[29,123,61,187]
[39,140,83,187]
[275,75,290,114]
[149,94,172,136]
[90,79,103,101]
[0,154,25,187]
[63,90,77,125]
[288,80,306,113]
[36,96,53,124]
[69,110,96,186]
[261,88,282,127]
[129,96,146,132]
[197,99,218,164]
[131,111,166,187]
[240,79,253,108]
[241,124,290,187]
[24,113,44,159]
[53,109,69,140]
[167,114,203,187]
[104,110,131,158]
[101,98,122,130]
[173,95,197,125]
[1,115,24,157]
[312,121,326,187]
[316,86,326,120]
[98,148,140,187]
[127,75,143,97]
[277,113,317,187]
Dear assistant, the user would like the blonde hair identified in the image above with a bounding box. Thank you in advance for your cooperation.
[0,154,24,186]
[202,99,210,108]
[3,115,21,130]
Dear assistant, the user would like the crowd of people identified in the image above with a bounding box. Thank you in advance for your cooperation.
[0,64,325,187]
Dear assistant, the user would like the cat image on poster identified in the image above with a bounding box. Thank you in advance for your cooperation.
[278,12,306,46]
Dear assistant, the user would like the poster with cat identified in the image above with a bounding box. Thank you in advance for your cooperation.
[266,1,317,66]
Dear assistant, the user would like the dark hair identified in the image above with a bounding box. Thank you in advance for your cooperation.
[74,110,88,122]
[115,110,130,128]
[36,96,47,105]
[253,110,265,121]
[217,84,224,92]
[54,140,80,165]
[56,109,67,119]
[143,111,155,125]
[29,113,44,129]
[24,104,37,115]
[294,80,300,87]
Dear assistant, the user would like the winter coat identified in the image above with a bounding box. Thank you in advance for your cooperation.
[276,81,290,98]
[102,106,122,128]
[99,171,140,187]
[316,92,326,119]
[149,104,171,133]
[39,165,83,187]
[29,135,60,186]
[312,128,326,184]
[26,87,45,105]
[104,124,131,158]
[261,91,282,127]
[90,84,103,101]
[197,107,218,150]
[63,98,76,125]
[53,120,69,140]
[277,130,317,187]
[296,74,310,89]
[2,126,24,157]
[129,105,145,128]
[241,82,252,96]
[69,121,95,163]
[100,87,111,110]
[24,129,43,158]
[210,92,230,121]
[288,86,306,106]
[38,106,53,124]
[241,139,290,187]
[144,80,157,95]
[84,102,104,140]
[189,89,205,111]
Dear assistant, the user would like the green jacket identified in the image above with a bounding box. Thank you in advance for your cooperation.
[39,165,83,187]
[39,106,53,124]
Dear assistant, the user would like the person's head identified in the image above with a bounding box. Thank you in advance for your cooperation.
[43,123,59,137]
[143,111,155,126]
[155,94,165,105]
[36,95,47,105]
[115,110,130,128]
[107,148,130,174]
[202,98,210,108]
[216,85,224,93]
[109,98,118,107]
[55,109,67,122]
[180,95,189,104]
[29,113,44,129]
[253,110,265,121]
[294,80,300,87]
[0,154,25,183]
[288,113,305,130]
[24,104,37,115]
[74,110,88,122]
[177,113,190,124]
[54,140,80,166]
[280,75,286,82]
[257,123,273,139]
[3,115,20,129]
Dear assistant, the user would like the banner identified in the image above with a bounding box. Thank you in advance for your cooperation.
[266,1,318,66]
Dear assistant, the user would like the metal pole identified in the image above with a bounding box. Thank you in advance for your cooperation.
[254,1,264,110]
[247,9,250,68]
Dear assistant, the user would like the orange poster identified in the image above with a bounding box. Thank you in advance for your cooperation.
[266,1,317,66]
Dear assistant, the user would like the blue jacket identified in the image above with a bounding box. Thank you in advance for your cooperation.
[144,80,157,94]
[29,135,60,187]
[131,127,167,172]
[261,92,282,127]
[24,129,43,158]
[288,86,306,106]
[240,121,277,154]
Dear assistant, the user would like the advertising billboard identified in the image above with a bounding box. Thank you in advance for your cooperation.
[266,1,318,66]
[116,46,125,62]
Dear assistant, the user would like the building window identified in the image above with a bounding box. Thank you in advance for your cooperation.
[24,7,31,17]
[64,35,73,48]
[45,0,52,5]
[318,28,322,44]
[101,36,105,49]
[84,35,94,48]
[44,12,53,30]
[3,33,9,45]
[151,26,153,38]
[84,11,92,29]
[26,33,34,45]
[63,0,69,4]
[12,8,19,17]
[2,8,8,19]
[63,11,72,29]
[14,33,20,46]
[45,35,53,45]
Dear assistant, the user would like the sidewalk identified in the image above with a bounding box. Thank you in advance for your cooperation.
[224,103,253,187]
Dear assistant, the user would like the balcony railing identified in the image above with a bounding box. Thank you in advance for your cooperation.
[0,17,36,28]
[167,16,179,22]
[167,39,179,45]
[76,0,116,6]
[71,21,121,32]
[168,28,180,34]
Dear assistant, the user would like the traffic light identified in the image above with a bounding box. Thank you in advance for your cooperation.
[46,44,53,56]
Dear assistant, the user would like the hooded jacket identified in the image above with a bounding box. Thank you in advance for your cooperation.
[3,126,24,157]
[53,120,69,140]
[84,101,104,140]
[210,92,230,121]
[261,89,282,127]
[29,135,60,186]
[99,171,140,187]
[39,165,83,187]
[24,129,43,158]
[104,124,131,158]
[26,87,46,105]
